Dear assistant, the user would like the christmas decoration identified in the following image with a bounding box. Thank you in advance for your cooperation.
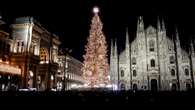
[82,7,109,87]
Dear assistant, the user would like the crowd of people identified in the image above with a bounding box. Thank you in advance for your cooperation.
[0,88,194,104]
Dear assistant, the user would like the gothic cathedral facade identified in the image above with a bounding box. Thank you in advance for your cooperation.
[110,16,195,91]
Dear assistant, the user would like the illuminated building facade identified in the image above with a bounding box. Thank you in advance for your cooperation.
[110,16,195,91]
[0,16,85,91]
[0,18,21,91]
[58,52,85,91]
[8,17,61,90]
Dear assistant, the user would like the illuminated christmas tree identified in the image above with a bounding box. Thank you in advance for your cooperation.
[82,7,109,87]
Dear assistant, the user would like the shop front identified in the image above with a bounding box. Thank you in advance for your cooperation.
[0,62,21,91]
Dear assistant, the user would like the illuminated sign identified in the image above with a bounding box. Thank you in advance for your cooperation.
[0,63,21,75]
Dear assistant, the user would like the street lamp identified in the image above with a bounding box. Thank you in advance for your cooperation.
[51,75,54,80]
[30,72,34,77]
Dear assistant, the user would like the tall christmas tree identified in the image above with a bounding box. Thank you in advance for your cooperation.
[82,7,109,87]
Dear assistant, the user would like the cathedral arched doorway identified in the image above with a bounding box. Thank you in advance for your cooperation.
[186,83,191,91]
[151,79,158,91]
[171,83,177,91]
[133,84,137,91]
[120,83,125,90]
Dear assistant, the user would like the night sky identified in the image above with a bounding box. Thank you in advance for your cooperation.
[0,1,195,62]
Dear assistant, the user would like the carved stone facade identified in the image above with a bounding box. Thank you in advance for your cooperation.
[110,16,195,91]
[10,17,61,90]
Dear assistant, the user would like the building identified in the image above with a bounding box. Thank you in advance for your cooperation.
[0,18,21,91]
[58,51,85,91]
[0,16,85,91]
[9,17,61,91]
[110,16,195,91]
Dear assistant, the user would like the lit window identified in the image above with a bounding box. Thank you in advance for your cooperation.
[151,59,155,67]
[40,48,48,63]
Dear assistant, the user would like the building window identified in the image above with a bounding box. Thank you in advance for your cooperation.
[17,41,20,52]
[21,41,24,53]
[171,69,175,76]
[133,70,137,77]
[185,69,189,76]
[40,48,48,62]
[149,40,155,51]
[132,57,136,65]
[21,41,24,46]
[170,56,175,64]
[120,83,125,90]
[121,70,124,77]
[17,41,20,46]
[151,59,155,67]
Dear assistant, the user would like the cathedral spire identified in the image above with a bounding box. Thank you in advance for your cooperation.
[114,38,118,57]
[175,27,180,44]
[137,16,144,32]
[125,27,130,49]
[161,18,166,31]
[190,39,195,56]
[110,39,114,57]
[157,16,161,31]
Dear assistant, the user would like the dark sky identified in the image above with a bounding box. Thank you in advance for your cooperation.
[0,1,195,61]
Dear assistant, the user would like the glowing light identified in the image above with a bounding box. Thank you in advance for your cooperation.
[112,84,118,91]
[94,85,99,88]
[30,71,33,77]
[51,75,54,80]
[93,6,99,14]
[71,84,77,88]
[0,63,21,75]
[106,84,112,88]
[169,83,172,87]
[83,84,88,87]
[108,75,110,80]
[99,83,105,87]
